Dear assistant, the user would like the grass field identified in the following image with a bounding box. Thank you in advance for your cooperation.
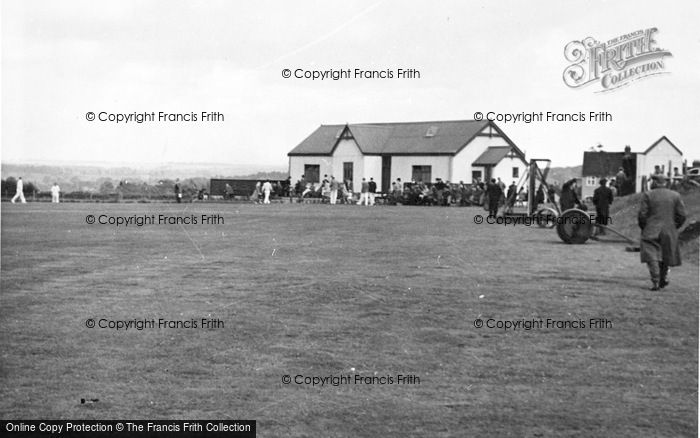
[1,202,697,437]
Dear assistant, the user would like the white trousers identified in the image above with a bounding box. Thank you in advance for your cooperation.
[357,192,369,205]
[12,192,26,203]
[263,190,271,204]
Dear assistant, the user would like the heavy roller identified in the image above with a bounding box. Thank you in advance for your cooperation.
[502,159,639,250]
[555,208,640,251]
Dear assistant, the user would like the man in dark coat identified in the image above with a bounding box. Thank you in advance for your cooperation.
[174,179,182,203]
[506,181,517,212]
[559,179,580,211]
[486,179,503,217]
[535,185,545,206]
[592,178,613,236]
[434,178,446,206]
[638,175,687,290]
[615,167,626,191]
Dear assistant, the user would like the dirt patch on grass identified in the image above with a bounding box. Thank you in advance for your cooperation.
[609,188,700,257]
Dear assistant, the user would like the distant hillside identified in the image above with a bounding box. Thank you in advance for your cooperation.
[1,162,287,192]
[547,165,582,186]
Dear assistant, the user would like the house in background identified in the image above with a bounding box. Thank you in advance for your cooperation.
[287,120,527,192]
[581,136,683,199]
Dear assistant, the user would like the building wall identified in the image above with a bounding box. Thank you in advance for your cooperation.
[331,138,365,190]
[390,156,452,183]
[582,176,599,200]
[290,124,526,191]
[288,156,333,185]
[636,139,683,191]
[361,156,383,192]
[491,156,527,187]
[451,129,511,183]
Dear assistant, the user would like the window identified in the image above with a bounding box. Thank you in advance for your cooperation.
[412,165,432,183]
[472,170,482,182]
[304,165,320,183]
[512,167,519,178]
[343,162,353,182]
[586,176,597,186]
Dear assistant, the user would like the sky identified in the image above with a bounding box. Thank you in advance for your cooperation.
[2,0,700,168]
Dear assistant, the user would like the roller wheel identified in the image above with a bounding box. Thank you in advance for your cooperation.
[535,208,559,229]
[556,208,594,244]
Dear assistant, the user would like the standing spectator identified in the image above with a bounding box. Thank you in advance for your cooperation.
[445,181,454,205]
[516,187,526,207]
[330,176,339,205]
[337,180,347,204]
[344,179,354,203]
[559,179,580,211]
[506,181,517,213]
[251,181,261,203]
[592,178,613,236]
[368,177,377,205]
[357,178,370,206]
[497,177,506,192]
[174,179,182,203]
[284,176,293,200]
[51,182,61,203]
[395,178,403,198]
[296,175,306,198]
[460,182,472,206]
[262,180,273,204]
[434,178,446,206]
[638,175,686,290]
[535,185,545,206]
[486,178,503,217]
[615,167,626,189]
[225,183,234,200]
[321,175,331,201]
[11,177,26,203]
[547,184,557,206]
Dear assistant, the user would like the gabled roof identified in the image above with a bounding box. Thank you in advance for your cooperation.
[472,146,515,166]
[582,151,634,176]
[644,136,683,155]
[286,125,344,155]
[288,120,515,156]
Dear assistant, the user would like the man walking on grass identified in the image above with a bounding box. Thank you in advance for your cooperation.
[262,180,273,204]
[638,174,686,291]
[11,177,26,203]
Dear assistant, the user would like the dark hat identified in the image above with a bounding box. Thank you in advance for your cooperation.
[599,178,607,185]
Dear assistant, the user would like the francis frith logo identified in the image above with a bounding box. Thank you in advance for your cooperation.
[563,28,672,92]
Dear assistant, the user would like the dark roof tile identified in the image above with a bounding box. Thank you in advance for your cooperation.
[472,146,513,166]
[288,120,494,156]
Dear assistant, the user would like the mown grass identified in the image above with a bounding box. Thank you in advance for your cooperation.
[1,202,697,437]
